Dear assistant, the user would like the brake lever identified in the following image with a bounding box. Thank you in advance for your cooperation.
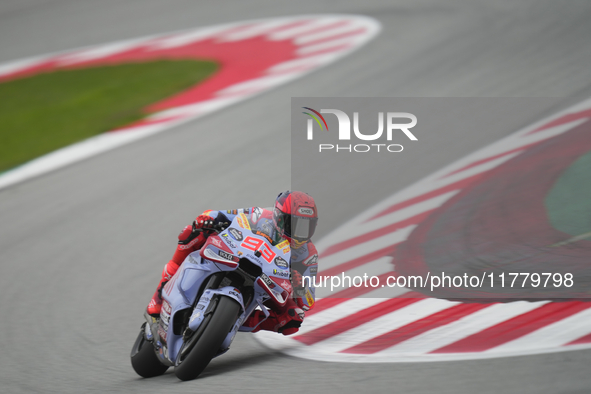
[199,222,230,234]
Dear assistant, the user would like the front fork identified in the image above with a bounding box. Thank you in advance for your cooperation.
[187,287,244,329]
[143,312,161,348]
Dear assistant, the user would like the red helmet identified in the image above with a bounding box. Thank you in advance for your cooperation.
[273,191,318,244]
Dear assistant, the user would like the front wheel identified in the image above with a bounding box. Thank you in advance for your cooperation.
[174,296,240,381]
[130,323,169,378]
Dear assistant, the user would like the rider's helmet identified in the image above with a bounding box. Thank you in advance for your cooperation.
[273,191,318,247]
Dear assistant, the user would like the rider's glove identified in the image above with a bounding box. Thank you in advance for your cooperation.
[278,305,305,336]
[194,214,214,230]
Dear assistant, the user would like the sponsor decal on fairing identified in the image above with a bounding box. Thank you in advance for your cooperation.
[274,256,289,269]
[273,269,290,279]
[228,227,243,241]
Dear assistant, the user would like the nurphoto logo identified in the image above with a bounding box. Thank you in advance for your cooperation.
[302,107,417,153]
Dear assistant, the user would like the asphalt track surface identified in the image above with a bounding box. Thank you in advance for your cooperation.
[2,1,591,393]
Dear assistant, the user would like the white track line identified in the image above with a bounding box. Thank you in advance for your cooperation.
[218,19,294,42]
[57,37,151,65]
[319,225,414,271]
[309,298,458,352]
[487,307,591,353]
[298,297,389,335]
[0,55,50,77]
[265,53,342,74]
[0,122,169,189]
[340,255,394,278]
[316,257,396,297]
[297,36,367,56]
[148,24,239,49]
[295,23,365,45]
[378,301,549,355]
[267,18,342,41]
[146,96,245,120]
[215,73,301,96]
[334,190,459,245]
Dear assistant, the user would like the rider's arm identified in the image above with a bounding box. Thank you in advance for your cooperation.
[169,208,252,264]
[290,242,319,311]
[167,209,225,268]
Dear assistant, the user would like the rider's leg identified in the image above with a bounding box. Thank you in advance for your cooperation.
[146,261,179,316]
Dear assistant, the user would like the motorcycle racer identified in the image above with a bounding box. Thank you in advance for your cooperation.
[146,191,319,336]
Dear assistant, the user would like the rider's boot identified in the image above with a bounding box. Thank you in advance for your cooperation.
[242,310,268,332]
[146,227,208,316]
[146,262,178,316]
[243,299,303,335]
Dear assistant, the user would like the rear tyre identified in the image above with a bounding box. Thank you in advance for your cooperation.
[130,324,169,378]
[174,296,240,381]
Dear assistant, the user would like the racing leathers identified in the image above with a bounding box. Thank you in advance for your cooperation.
[147,207,318,336]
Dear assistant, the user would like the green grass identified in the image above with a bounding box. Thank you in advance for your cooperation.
[0,59,218,172]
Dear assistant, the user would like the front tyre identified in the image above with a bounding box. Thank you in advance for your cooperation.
[174,296,240,381]
[130,323,169,378]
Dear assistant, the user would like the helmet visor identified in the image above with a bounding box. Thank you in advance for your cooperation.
[289,215,318,240]
[275,208,317,241]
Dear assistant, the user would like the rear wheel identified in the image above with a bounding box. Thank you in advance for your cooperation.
[174,296,240,381]
[130,323,169,378]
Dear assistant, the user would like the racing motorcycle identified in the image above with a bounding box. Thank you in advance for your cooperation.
[130,213,293,381]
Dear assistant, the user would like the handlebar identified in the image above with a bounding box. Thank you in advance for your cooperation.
[194,221,230,234]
